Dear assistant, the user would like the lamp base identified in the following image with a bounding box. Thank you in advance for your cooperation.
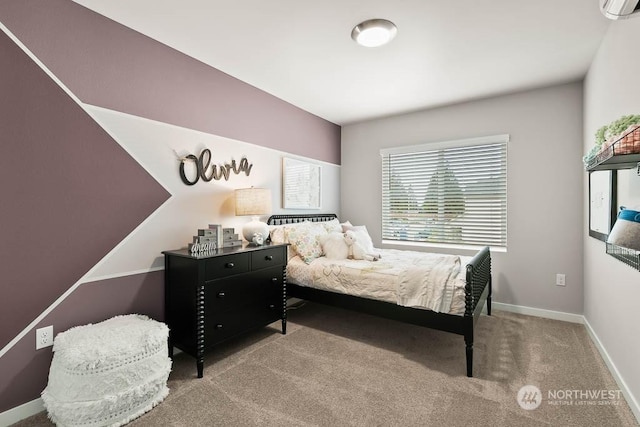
[242,216,269,244]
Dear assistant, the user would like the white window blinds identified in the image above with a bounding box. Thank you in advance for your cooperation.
[380,135,508,248]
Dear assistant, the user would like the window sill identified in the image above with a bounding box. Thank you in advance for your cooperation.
[381,239,506,254]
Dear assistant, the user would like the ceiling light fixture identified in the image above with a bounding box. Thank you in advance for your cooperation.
[351,19,397,47]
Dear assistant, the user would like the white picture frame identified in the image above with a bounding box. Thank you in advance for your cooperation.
[589,170,615,241]
[282,157,321,209]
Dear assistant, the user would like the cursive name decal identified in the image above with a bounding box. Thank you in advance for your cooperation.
[179,148,253,186]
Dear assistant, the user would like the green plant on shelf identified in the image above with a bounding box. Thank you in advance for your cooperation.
[595,125,607,146]
[606,114,640,140]
[583,114,640,168]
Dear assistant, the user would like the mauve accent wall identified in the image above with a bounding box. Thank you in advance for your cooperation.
[0,0,341,165]
[0,0,341,415]
[0,28,170,352]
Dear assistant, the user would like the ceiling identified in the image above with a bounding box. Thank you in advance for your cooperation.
[73,0,610,125]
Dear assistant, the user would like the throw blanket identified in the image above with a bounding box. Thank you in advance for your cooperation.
[397,254,460,312]
[287,249,468,314]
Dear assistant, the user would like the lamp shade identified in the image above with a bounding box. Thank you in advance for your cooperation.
[235,188,272,216]
[607,208,640,251]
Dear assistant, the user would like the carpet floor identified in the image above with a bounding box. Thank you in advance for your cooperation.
[13,302,638,426]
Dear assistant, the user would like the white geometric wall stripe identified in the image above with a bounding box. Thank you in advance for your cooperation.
[83,105,341,281]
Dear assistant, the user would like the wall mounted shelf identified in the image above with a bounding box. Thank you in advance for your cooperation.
[586,126,640,171]
[587,153,640,171]
[606,242,640,271]
[586,127,640,272]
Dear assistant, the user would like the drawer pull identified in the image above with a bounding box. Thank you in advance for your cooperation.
[225,262,235,269]
[215,324,224,330]
[272,277,278,283]
[217,291,225,298]
[265,255,273,261]
[269,304,276,309]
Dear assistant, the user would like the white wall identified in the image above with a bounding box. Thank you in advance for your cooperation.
[342,82,584,314]
[583,18,640,416]
[84,105,341,280]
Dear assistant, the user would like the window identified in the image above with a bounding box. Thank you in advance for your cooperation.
[380,134,508,248]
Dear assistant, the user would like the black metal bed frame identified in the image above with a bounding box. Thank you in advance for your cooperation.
[267,213,492,377]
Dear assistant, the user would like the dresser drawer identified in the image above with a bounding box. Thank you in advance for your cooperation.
[205,300,282,345]
[206,267,283,312]
[204,253,249,280]
[251,246,286,271]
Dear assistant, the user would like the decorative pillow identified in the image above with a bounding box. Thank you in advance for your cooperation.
[342,224,375,254]
[269,225,287,244]
[322,218,342,233]
[269,221,310,261]
[285,222,328,263]
[269,221,309,244]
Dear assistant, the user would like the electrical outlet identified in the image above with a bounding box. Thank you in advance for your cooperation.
[556,273,566,287]
[36,325,53,350]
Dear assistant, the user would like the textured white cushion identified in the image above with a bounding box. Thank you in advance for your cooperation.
[42,314,171,427]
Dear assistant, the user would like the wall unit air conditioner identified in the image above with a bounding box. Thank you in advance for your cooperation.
[601,0,640,20]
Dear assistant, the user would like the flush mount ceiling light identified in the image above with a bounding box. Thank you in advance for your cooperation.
[351,19,397,47]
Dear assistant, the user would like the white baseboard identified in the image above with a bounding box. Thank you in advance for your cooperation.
[583,318,640,423]
[492,302,584,324]
[0,397,44,426]
[492,302,638,424]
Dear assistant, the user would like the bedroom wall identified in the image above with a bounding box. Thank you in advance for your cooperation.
[341,82,584,315]
[0,0,340,416]
[583,17,640,419]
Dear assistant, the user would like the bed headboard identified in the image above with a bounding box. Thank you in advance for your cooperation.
[267,213,338,225]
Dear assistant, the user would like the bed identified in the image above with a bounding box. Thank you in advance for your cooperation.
[267,213,492,377]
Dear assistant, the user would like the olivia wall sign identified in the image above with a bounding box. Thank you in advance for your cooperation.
[178,148,252,186]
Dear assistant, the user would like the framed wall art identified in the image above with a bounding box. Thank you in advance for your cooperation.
[282,157,321,209]
[589,170,617,241]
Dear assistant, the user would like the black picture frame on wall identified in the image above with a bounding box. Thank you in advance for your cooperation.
[589,170,618,241]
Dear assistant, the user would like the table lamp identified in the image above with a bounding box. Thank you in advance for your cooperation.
[235,187,272,243]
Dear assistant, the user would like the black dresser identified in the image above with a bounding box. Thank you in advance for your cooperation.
[162,243,288,377]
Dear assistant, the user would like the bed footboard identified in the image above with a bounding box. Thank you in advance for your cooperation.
[463,246,491,377]
[464,246,492,318]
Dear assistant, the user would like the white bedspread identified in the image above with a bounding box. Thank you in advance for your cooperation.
[287,248,470,315]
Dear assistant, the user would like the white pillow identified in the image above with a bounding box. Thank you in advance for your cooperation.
[321,218,342,233]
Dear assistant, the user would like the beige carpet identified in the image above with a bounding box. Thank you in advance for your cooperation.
[13,303,638,426]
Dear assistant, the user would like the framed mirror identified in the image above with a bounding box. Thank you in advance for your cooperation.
[589,170,617,241]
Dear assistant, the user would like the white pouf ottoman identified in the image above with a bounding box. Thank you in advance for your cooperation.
[42,314,171,427]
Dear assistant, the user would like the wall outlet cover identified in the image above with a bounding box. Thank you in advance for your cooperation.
[36,325,54,350]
